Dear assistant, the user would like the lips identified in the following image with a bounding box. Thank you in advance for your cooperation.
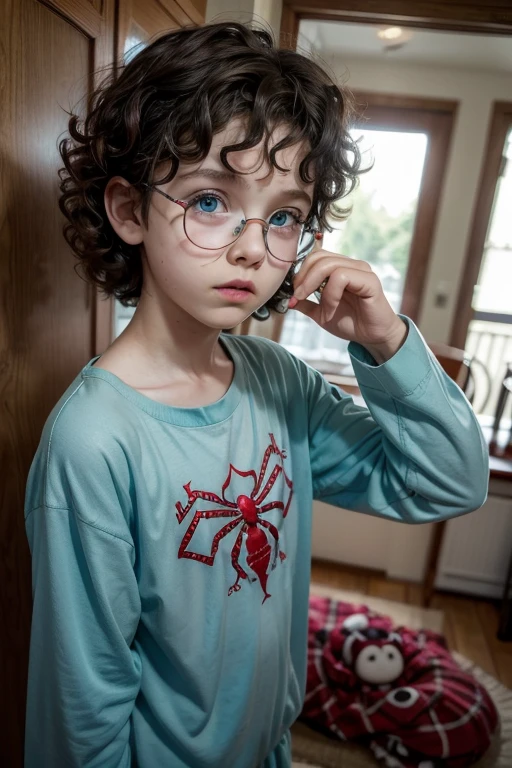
[216,280,255,293]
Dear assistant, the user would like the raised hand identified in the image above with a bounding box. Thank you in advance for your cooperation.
[288,251,408,364]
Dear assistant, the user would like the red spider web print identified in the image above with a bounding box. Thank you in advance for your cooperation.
[175,433,293,603]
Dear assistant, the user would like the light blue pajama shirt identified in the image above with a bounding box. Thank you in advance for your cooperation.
[24,317,488,767]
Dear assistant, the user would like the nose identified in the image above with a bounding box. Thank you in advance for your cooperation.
[225,218,268,268]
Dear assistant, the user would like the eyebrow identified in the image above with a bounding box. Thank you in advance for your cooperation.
[176,168,312,207]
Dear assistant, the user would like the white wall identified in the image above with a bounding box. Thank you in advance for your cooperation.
[206,0,282,42]
[323,55,512,344]
[312,501,438,583]
[253,0,282,41]
[206,0,254,22]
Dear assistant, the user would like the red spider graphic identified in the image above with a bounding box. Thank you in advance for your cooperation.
[175,433,293,603]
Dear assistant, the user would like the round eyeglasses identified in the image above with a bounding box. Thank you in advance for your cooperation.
[141,183,322,263]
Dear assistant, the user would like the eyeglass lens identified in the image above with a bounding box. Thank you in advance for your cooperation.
[183,200,315,262]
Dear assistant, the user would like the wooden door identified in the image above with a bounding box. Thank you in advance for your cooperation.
[0,0,204,765]
[118,0,205,62]
[1,3,115,763]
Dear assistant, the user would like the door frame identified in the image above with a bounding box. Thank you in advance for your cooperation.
[279,1,512,348]
[280,1,512,49]
[450,102,512,348]
[270,90,457,345]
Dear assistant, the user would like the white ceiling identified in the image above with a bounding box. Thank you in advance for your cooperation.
[299,20,512,74]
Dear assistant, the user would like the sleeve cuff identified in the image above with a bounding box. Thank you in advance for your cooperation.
[348,316,434,398]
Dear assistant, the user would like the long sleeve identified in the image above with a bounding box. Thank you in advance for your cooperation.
[24,429,142,767]
[307,317,489,522]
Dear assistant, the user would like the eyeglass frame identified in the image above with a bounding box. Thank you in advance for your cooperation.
[140,182,323,262]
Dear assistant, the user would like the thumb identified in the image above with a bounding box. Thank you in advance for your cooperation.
[290,298,320,320]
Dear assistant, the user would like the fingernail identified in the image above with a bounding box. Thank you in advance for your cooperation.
[288,297,299,309]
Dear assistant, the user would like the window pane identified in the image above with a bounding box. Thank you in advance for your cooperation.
[473,128,512,315]
[466,128,512,421]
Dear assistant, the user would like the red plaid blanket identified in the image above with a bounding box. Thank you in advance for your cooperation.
[301,596,498,767]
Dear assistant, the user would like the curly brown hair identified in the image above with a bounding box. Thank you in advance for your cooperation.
[58,21,363,317]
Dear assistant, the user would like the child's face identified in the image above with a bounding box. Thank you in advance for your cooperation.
[134,120,314,330]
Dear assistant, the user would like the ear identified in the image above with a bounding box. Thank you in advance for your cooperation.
[104,176,144,245]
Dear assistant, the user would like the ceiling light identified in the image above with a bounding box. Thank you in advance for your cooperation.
[378,26,404,41]
[377,26,413,51]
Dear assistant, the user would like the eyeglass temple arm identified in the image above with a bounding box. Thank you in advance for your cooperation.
[141,183,188,210]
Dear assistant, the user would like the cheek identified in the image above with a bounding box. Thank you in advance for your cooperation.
[149,233,211,284]
[148,213,202,259]
[157,257,194,289]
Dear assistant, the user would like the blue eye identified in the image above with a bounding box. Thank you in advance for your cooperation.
[197,195,219,213]
[269,211,295,228]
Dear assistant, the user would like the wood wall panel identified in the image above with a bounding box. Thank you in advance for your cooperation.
[0,1,115,764]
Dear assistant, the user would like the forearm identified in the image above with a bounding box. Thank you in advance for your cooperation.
[348,318,489,520]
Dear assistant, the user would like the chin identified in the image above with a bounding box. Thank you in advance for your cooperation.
[198,307,257,330]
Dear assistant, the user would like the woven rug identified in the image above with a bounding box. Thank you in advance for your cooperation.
[291,586,512,768]
[308,584,444,633]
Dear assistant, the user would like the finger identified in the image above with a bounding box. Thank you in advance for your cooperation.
[318,270,351,324]
[301,250,372,271]
[290,298,321,322]
[321,267,381,324]
[293,261,337,301]
[293,256,372,297]
[294,261,374,304]
[294,253,372,293]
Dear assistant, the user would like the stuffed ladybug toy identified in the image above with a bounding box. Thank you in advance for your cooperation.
[341,613,405,685]
[305,597,499,768]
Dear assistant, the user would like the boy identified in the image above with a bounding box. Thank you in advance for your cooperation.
[24,21,488,768]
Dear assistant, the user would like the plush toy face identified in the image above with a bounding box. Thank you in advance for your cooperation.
[354,642,405,684]
[341,617,406,685]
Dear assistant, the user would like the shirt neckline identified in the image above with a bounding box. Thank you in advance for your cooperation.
[81,333,245,427]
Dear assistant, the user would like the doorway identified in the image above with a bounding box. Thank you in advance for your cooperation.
[279,95,456,376]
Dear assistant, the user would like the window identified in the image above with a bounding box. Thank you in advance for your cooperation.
[465,127,512,418]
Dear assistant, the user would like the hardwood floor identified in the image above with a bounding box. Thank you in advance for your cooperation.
[311,558,512,688]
